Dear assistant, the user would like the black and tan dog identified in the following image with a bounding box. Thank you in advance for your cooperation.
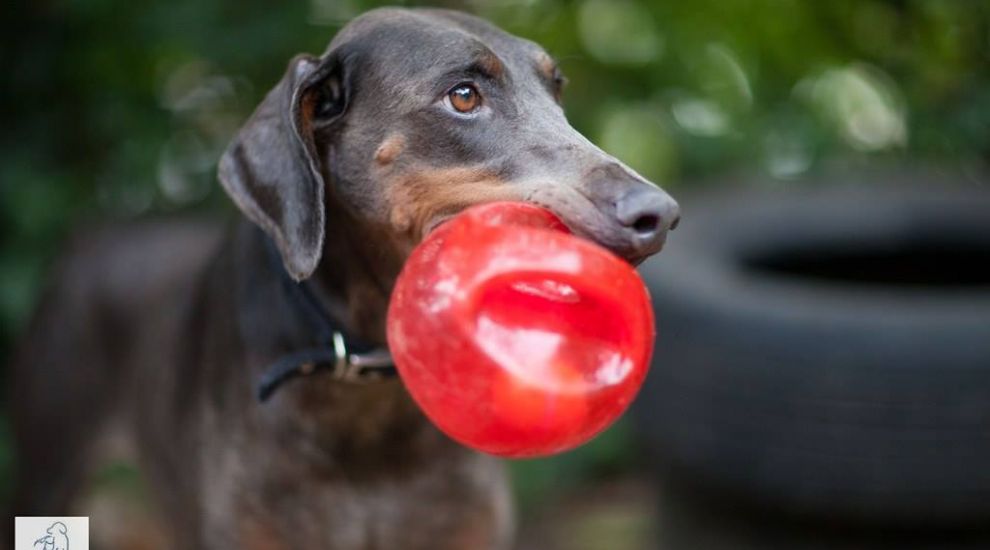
[9,8,678,549]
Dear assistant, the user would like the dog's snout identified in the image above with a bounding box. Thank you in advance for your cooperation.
[615,185,680,257]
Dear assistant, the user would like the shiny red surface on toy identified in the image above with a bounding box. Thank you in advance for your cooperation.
[387,202,655,458]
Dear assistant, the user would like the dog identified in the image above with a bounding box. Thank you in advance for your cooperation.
[9,8,678,549]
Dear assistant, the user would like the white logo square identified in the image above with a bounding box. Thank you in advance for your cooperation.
[14,517,89,550]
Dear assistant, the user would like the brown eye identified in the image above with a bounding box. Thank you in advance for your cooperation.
[448,83,481,113]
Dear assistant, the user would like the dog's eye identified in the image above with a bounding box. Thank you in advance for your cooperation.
[447,83,482,114]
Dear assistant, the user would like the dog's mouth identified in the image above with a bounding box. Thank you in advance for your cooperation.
[420,204,660,267]
[422,214,457,238]
[420,203,568,241]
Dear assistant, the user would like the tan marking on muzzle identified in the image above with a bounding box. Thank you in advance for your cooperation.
[374,134,406,166]
[387,166,522,239]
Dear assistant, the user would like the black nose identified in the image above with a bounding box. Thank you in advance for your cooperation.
[615,185,680,257]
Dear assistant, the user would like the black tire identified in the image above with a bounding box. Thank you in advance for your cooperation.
[632,172,990,528]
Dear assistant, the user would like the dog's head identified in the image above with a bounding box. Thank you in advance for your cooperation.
[219,8,679,281]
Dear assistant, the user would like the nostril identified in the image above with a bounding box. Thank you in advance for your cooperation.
[632,214,660,236]
[613,183,678,253]
[670,214,681,231]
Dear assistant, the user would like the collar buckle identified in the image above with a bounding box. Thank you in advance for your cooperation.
[331,331,394,382]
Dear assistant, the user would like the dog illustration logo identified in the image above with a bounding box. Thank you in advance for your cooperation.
[33,522,69,550]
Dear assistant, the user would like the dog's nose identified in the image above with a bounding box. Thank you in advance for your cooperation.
[615,185,680,257]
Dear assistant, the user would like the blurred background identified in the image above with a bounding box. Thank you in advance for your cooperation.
[2,1,989,548]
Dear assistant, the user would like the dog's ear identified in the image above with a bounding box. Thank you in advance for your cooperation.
[218,53,348,281]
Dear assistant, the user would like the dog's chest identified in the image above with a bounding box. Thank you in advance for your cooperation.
[200,442,513,550]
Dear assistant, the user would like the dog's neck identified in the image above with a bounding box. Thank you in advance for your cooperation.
[235,212,443,467]
[309,204,408,347]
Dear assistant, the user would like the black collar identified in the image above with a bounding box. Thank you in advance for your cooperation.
[257,238,396,402]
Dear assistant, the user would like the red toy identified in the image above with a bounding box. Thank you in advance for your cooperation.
[387,202,655,458]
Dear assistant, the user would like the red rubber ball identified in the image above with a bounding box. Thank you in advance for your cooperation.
[387,202,655,458]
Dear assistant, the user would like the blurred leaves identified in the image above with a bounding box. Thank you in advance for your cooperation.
[798,63,907,152]
[578,0,664,66]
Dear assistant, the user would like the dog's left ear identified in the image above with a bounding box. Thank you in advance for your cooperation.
[218,53,348,281]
